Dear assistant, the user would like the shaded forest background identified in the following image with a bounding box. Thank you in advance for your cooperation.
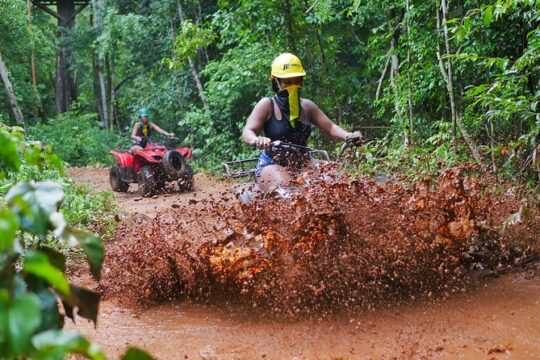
[0,0,539,180]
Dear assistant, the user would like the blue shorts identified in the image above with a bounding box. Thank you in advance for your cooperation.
[254,150,275,182]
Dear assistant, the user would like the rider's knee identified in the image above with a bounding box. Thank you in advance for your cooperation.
[259,165,290,191]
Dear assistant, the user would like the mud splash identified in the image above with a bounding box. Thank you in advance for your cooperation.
[100,164,538,316]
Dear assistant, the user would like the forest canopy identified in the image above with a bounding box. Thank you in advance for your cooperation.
[0,0,538,179]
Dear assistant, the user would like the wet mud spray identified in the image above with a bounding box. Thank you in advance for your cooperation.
[100,164,539,316]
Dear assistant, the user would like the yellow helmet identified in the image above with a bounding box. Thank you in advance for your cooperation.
[271,53,306,78]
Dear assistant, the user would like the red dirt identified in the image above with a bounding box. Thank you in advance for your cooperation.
[66,165,540,359]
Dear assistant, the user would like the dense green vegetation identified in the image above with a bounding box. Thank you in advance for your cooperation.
[27,113,125,166]
[0,1,537,357]
[1,0,538,178]
[0,124,151,359]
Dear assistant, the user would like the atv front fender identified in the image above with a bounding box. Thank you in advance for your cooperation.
[109,150,134,168]
[176,147,193,160]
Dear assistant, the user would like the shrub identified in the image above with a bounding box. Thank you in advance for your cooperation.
[27,113,126,167]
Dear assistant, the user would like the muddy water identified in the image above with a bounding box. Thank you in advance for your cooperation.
[67,166,540,359]
[69,274,540,359]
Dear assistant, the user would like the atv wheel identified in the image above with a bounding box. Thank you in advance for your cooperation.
[178,165,194,192]
[138,166,156,196]
[109,164,129,192]
[163,150,186,180]
[155,169,167,192]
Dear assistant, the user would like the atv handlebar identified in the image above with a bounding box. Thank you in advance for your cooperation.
[250,139,361,162]
[337,136,363,160]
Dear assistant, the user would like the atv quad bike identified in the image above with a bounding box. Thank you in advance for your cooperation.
[109,136,194,196]
[222,140,358,203]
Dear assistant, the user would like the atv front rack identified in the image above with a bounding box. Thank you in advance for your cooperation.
[222,157,259,178]
[222,141,330,179]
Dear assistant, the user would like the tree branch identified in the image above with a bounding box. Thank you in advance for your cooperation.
[376,50,392,100]
[30,0,63,21]
[67,0,91,23]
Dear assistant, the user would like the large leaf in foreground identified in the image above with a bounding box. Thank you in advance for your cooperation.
[0,209,17,250]
[122,347,155,360]
[69,228,104,281]
[24,250,70,296]
[69,285,101,325]
[0,129,21,171]
[6,181,64,235]
[7,294,42,356]
[32,329,106,360]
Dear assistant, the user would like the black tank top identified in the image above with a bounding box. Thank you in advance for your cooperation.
[263,95,311,146]
[263,95,311,167]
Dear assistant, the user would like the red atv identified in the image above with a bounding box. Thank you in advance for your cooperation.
[109,136,194,196]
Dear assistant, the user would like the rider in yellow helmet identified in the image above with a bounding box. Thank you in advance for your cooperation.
[242,53,362,192]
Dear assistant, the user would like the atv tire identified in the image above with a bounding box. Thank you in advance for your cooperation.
[178,165,194,192]
[163,150,186,180]
[138,166,156,196]
[155,168,167,193]
[110,164,129,192]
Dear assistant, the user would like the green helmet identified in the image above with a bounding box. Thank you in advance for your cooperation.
[137,108,150,117]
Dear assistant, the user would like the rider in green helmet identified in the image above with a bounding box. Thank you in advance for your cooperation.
[130,108,175,152]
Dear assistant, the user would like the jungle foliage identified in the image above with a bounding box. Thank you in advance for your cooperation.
[0,124,152,359]
[0,0,538,178]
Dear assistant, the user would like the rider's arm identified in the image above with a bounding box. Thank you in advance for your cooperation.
[150,122,173,137]
[131,123,141,141]
[305,99,359,141]
[242,98,271,148]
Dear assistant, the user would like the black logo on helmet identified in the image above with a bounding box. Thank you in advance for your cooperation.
[283,64,290,70]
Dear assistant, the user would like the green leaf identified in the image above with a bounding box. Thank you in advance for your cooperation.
[122,347,155,360]
[7,294,42,356]
[34,286,63,332]
[25,144,43,168]
[68,285,100,325]
[6,181,64,235]
[0,209,17,250]
[0,290,9,355]
[24,250,71,296]
[32,330,107,360]
[483,5,494,25]
[37,247,66,273]
[68,229,104,281]
[0,129,21,171]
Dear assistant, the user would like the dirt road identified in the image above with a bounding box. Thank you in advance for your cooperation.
[67,166,540,360]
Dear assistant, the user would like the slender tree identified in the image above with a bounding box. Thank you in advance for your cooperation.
[436,0,483,167]
[0,52,24,124]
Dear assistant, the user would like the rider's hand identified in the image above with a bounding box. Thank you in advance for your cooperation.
[168,132,176,138]
[251,136,271,149]
[345,131,364,145]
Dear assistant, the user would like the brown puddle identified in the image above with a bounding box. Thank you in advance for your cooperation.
[69,274,540,359]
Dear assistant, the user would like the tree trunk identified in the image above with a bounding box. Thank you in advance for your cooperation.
[437,0,484,167]
[388,11,409,146]
[55,0,78,114]
[27,0,39,117]
[438,0,456,139]
[283,0,297,54]
[27,0,37,88]
[405,0,414,144]
[176,0,210,117]
[92,0,108,127]
[0,52,24,124]
[107,55,116,130]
